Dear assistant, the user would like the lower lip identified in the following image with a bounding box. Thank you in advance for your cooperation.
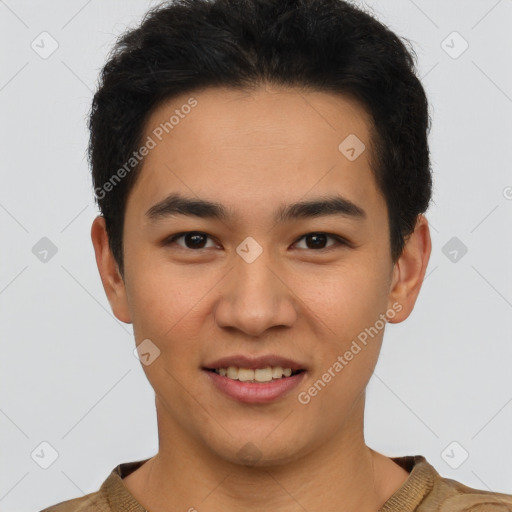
[203,369,306,404]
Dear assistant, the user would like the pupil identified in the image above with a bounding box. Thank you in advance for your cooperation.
[186,232,206,249]
[307,233,326,249]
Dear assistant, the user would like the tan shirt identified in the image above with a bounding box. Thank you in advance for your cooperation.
[39,455,512,511]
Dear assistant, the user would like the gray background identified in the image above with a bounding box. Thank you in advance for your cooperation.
[1,0,511,510]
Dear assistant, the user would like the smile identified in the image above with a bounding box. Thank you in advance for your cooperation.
[206,366,304,382]
[203,367,307,404]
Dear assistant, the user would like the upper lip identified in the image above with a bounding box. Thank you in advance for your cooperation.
[203,354,307,371]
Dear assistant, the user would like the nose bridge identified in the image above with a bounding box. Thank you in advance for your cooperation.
[214,244,297,336]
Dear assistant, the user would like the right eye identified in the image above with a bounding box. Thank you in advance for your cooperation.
[163,231,218,250]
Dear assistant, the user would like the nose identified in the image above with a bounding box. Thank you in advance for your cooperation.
[213,249,298,337]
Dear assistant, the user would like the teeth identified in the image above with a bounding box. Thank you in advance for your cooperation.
[238,368,254,382]
[213,365,299,382]
[272,366,283,378]
[254,367,273,382]
[227,366,238,379]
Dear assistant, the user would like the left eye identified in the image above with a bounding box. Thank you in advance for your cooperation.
[294,232,345,250]
[164,231,347,251]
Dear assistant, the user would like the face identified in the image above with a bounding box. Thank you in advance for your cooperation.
[92,84,430,467]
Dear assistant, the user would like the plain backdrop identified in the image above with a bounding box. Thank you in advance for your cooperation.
[1,0,511,510]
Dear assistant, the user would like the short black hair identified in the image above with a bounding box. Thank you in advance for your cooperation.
[88,0,433,278]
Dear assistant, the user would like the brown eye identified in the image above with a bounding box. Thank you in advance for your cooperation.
[165,231,216,250]
[294,232,347,250]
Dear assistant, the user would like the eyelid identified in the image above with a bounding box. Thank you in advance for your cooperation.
[164,231,219,249]
[164,231,352,251]
[293,233,349,250]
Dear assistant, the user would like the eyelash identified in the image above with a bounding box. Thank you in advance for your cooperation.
[163,231,351,252]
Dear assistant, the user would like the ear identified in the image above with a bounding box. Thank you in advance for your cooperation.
[386,214,432,323]
[90,215,132,324]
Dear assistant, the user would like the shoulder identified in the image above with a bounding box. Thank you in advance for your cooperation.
[423,471,512,511]
[386,455,512,512]
[38,489,110,512]
[37,458,150,512]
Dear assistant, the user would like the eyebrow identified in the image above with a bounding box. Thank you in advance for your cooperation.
[145,192,367,224]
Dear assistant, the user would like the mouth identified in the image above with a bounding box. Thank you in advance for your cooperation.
[201,355,308,403]
[203,366,305,383]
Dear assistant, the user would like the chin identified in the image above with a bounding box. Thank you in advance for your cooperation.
[205,432,311,469]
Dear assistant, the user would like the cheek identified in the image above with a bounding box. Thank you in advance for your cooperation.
[297,260,389,331]
[124,260,199,342]
[296,260,389,397]
[126,270,210,403]
[295,270,386,425]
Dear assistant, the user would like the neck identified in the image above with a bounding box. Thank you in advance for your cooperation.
[124,393,403,512]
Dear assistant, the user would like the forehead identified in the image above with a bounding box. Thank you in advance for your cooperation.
[144,84,374,152]
[126,84,385,228]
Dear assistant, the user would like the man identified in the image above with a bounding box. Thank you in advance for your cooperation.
[41,0,512,510]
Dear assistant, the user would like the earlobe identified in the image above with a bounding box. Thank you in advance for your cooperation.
[386,214,432,324]
[90,215,132,324]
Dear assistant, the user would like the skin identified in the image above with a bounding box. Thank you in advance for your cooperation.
[91,84,431,512]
